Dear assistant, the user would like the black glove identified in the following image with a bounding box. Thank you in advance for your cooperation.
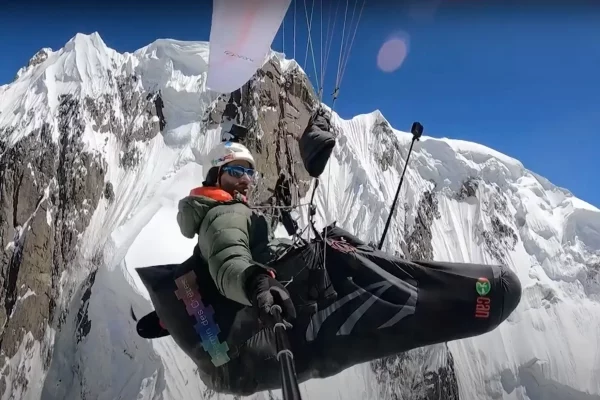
[247,272,297,328]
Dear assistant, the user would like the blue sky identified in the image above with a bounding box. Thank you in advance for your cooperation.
[1,0,599,207]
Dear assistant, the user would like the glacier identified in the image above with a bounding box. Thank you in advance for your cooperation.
[0,32,599,400]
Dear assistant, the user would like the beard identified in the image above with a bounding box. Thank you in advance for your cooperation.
[220,180,249,197]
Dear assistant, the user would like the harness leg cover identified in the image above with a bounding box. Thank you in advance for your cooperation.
[136,226,521,396]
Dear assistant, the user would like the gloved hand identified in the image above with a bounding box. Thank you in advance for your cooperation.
[247,272,297,328]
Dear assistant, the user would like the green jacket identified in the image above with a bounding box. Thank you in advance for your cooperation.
[176,186,292,306]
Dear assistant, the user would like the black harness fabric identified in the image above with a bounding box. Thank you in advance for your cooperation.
[298,109,336,178]
[136,226,521,396]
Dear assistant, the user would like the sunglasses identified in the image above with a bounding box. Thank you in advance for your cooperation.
[221,165,257,179]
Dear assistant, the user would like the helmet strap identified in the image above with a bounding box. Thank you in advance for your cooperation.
[217,165,223,187]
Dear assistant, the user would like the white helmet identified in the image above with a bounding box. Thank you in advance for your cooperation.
[203,141,256,179]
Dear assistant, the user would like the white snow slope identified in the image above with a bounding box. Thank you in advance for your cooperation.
[1,32,600,400]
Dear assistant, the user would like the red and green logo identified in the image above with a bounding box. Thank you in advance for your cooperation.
[475,277,491,319]
[475,277,491,296]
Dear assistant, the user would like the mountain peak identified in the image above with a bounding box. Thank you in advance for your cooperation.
[64,32,107,52]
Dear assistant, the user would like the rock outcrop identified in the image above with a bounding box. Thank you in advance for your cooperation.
[206,57,317,206]
[0,52,167,395]
[0,37,318,399]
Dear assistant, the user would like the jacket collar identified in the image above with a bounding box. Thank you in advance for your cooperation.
[189,186,247,203]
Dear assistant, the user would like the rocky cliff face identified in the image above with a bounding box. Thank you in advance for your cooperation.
[0,39,167,396]
[0,69,166,395]
[0,35,318,399]
[0,98,110,396]
[206,57,317,206]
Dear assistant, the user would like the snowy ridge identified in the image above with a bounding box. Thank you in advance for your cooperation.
[1,33,123,147]
[1,33,599,400]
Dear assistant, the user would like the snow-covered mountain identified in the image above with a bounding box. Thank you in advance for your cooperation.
[1,32,599,400]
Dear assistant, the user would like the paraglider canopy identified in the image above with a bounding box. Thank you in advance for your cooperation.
[206,0,292,94]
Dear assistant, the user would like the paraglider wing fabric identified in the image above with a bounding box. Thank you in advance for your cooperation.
[206,0,292,93]
[298,109,336,178]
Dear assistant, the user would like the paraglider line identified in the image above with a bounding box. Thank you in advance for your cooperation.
[320,0,323,98]
[341,0,358,68]
[335,0,350,90]
[339,0,366,86]
[303,0,320,88]
[321,0,340,100]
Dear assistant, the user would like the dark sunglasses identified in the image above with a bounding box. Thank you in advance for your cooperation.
[221,165,257,179]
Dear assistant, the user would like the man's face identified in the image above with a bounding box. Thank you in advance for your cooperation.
[218,160,255,197]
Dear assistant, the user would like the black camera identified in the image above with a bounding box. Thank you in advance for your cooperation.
[222,123,248,143]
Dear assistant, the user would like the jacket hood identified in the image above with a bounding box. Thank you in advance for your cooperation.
[176,186,245,239]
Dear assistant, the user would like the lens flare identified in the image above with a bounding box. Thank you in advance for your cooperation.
[377,32,410,73]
